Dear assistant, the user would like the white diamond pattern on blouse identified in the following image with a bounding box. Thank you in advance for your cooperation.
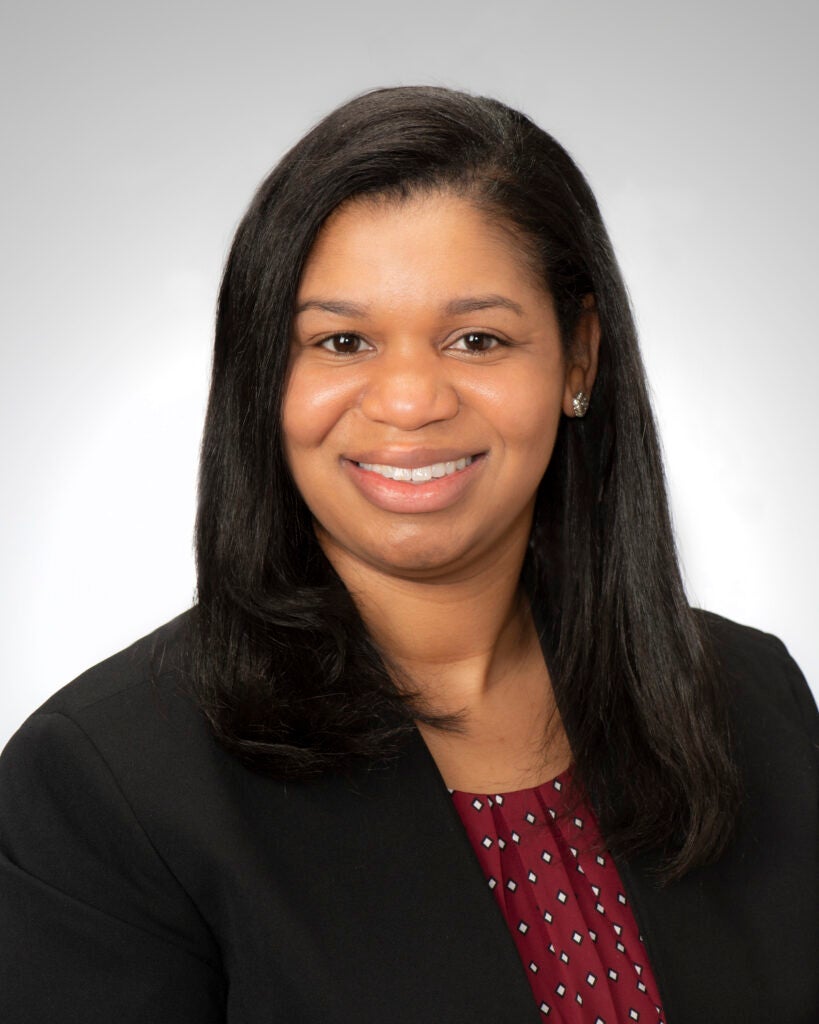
[448,774,665,1024]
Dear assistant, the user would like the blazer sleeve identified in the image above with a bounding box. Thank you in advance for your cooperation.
[0,710,226,1024]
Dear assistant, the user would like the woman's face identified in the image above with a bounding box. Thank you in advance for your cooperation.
[283,190,595,581]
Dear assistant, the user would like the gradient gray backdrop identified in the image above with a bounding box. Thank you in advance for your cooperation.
[2,0,817,747]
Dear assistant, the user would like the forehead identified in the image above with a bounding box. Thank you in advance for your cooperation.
[296,190,547,307]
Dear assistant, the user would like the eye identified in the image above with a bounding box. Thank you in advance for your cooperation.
[448,331,506,355]
[318,333,373,355]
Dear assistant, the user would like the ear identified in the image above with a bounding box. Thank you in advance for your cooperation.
[562,294,601,417]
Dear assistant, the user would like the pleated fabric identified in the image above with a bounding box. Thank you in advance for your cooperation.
[451,770,665,1022]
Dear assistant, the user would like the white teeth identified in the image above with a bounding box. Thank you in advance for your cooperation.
[358,456,474,484]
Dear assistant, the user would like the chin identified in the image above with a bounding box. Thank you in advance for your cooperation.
[378,550,466,577]
[317,519,480,580]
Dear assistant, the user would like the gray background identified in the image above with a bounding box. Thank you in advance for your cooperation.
[2,0,817,747]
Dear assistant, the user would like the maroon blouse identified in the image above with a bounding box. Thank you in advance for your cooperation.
[451,769,666,1022]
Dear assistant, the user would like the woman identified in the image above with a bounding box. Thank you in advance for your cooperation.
[1,86,816,1023]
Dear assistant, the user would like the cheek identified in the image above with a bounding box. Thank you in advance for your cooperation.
[476,368,564,458]
[282,364,357,453]
[505,407,562,498]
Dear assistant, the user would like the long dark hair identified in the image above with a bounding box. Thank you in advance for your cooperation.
[192,85,740,881]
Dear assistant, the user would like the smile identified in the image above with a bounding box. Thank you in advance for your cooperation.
[356,456,474,484]
[343,452,486,514]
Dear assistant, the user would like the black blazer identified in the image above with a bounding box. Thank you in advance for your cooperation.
[0,609,816,1023]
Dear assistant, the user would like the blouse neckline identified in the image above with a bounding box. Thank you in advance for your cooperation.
[449,764,575,802]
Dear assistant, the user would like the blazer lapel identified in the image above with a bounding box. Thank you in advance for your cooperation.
[348,728,542,1023]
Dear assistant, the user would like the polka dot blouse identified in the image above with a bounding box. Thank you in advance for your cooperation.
[451,769,666,1022]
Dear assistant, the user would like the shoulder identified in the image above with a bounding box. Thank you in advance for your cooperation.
[0,611,228,1017]
[0,610,229,986]
[4,608,218,775]
[0,608,238,873]
[695,608,816,717]
[30,607,197,722]
[697,607,806,678]
[693,608,817,771]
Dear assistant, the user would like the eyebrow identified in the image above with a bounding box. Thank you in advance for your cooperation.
[294,293,525,318]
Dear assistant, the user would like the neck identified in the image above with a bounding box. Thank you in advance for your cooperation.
[318,528,569,792]
[317,526,538,711]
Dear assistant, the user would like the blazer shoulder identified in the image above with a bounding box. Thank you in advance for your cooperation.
[2,608,220,825]
[694,608,817,743]
[32,607,198,722]
[0,611,227,1021]
[0,606,237,946]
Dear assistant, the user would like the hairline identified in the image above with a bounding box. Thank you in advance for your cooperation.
[312,180,554,311]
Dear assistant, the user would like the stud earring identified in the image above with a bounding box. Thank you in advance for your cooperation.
[572,391,590,418]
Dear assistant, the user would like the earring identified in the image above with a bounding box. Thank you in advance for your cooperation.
[572,391,590,418]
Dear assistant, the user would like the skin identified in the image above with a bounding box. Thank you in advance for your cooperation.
[284,190,599,792]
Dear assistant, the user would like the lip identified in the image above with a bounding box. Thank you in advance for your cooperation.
[342,452,487,514]
[344,447,482,469]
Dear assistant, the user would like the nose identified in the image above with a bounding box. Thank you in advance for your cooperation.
[358,345,460,430]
